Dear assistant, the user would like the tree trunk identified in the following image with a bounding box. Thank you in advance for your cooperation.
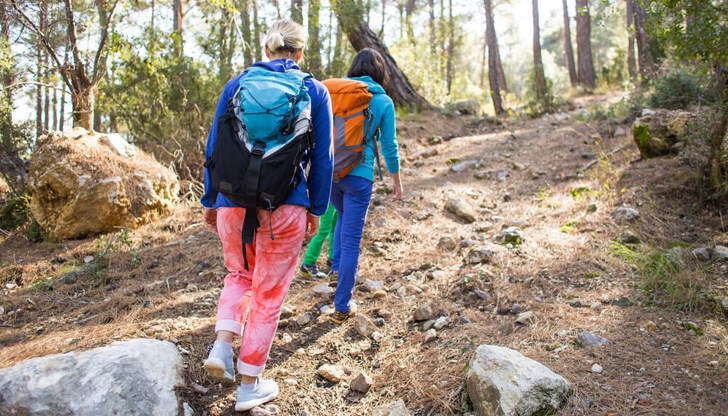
[480,27,487,89]
[397,3,403,40]
[495,41,507,92]
[252,0,261,61]
[334,0,431,109]
[709,65,728,191]
[271,0,281,19]
[446,0,454,95]
[484,0,504,115]
[633,0,654,79]
[405,0,415,45]
[44,65,50,132]
[562,0,577,86]
[625,0,636,81]
[239,0,253,67]
[532,0,547,101]
[307,0,323,77]
[428,0,436,55]
[380,0,386,36]
[71,85,95,131]
[173,0,184,57]
[575,0,595,89]
[59,48,67,131]
[36,1,46,137]
[291,0,303,24]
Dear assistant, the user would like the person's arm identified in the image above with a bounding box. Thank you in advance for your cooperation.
[306,82,334,216]
[201,78,239,231]
[378,97,403,199]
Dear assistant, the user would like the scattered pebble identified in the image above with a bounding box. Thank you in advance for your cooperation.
[423,329,437,343]
[413,304,434,321]
[317,364,346,383]
[591,363,603,373]
[515,311,536,325]
[349,371,373,393]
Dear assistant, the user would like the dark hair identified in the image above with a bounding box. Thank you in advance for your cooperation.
[347,48,388,86]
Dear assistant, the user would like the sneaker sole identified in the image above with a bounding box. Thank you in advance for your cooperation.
[203,357,235,384]
[234,387,279,411]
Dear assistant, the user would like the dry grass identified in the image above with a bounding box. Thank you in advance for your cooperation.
[1,99,727,415]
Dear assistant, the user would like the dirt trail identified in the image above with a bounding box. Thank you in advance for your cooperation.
[1,94,727,415]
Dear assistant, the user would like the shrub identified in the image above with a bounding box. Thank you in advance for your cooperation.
[0,194,31,231]
[647,67,719,110]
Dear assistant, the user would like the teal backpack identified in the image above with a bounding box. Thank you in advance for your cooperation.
[205,66,313,269]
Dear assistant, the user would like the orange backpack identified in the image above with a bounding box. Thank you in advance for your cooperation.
[322,78,381,181]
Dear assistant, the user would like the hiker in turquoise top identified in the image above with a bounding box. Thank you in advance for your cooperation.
[328,48,403,324]
[299,204,338,278]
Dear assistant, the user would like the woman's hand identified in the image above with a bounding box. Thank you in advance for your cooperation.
[305,212,320,239]
[391,172,404,201]
[203,207,217,233]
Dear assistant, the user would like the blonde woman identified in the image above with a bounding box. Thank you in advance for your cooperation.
[201,20,333,411]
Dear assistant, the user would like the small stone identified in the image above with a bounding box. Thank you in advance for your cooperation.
[411,147,438,159]
[83,255,94,264]
[587,203,598,213]
[590,302,602,312]
[465,247,495,264]
[372,400,410,416]
[611,297,634,307]
[317,364,346,383]
[713,245,728,261]
[372,290,387,298]
[498,323,514,336]
[445,198,477,223]
[617,231,640,245]
[497,307,510,315]
[378,309,393,319]
[352,315,375,338]
[510,303,522,314]
[372,331,383,341]
[422,319,436,331]
[437,236,458,251]
[319,305,333,315]
[280,305,295,319]
[498,227,524,246]
[281,333,293,343]
[373,318,385,327]
[591,363,603,373]
[312,283,335,295]
[611,207,640,222]
[363,280,385,292]
[450,160,481,173]
[424,329,437,343]
[349,371,373,393]
[473,289,490,300]
[284,378,298,386]
[5,283,16,290]
[413,304,434,321]
[692,247,711,261]
[568,299,586,308]
[515,311,536,325]
[296,313,313,326]
[433,316,451,330]
[576,332,610,347]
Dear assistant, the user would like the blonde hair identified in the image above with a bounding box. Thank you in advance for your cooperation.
[265,20,306,56]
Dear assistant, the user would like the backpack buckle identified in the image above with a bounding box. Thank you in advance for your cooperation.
[251,141,265,157]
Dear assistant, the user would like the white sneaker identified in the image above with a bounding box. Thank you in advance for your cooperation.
[203,340,235,384]
[234,378,279,411]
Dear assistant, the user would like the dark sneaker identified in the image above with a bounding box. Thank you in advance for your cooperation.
[330,310,350,324]
[203,340,235,384]
[328,270,339,287]
[326,258,333,268]
[234,378,279,411]
[298,264,326,279]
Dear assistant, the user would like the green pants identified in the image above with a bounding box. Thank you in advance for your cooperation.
[303,204,338,266]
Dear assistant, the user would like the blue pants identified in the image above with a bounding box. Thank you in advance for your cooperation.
[330,175,373,313]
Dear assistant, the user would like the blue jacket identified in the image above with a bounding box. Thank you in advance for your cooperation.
[201,59,334,216]
[347,76,400,182]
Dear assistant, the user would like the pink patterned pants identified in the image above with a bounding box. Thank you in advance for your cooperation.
[215,205,306,376]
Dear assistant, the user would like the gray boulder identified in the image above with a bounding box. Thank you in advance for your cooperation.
[611,207,640,223]
[466,345,571,416]
[632,109,694,158]
[0,339,182,416]
[454,99,482,116]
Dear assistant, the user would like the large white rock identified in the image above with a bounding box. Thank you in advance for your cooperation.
[466,345,571,416]
[0,339,183,416]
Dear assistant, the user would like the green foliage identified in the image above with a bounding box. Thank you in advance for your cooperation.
[611,242,723,313]
[647,67,720,109]
[0,194,31,231]
[102,35,218,181]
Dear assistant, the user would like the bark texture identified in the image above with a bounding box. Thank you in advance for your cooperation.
[484,0,505,115]
[562,0,577,86]
[532,0,547,100]
[575,0,595,89]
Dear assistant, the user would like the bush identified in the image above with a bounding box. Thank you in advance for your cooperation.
[647,67,719,110]
[0,194,31,231]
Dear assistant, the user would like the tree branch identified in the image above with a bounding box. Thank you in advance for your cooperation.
[9,0,72,92]
[62,0,85,84]
[92,0,119,84]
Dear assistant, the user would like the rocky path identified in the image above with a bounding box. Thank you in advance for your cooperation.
[1,96,726,415]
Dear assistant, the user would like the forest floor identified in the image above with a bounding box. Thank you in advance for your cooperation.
[1,93,727,415]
